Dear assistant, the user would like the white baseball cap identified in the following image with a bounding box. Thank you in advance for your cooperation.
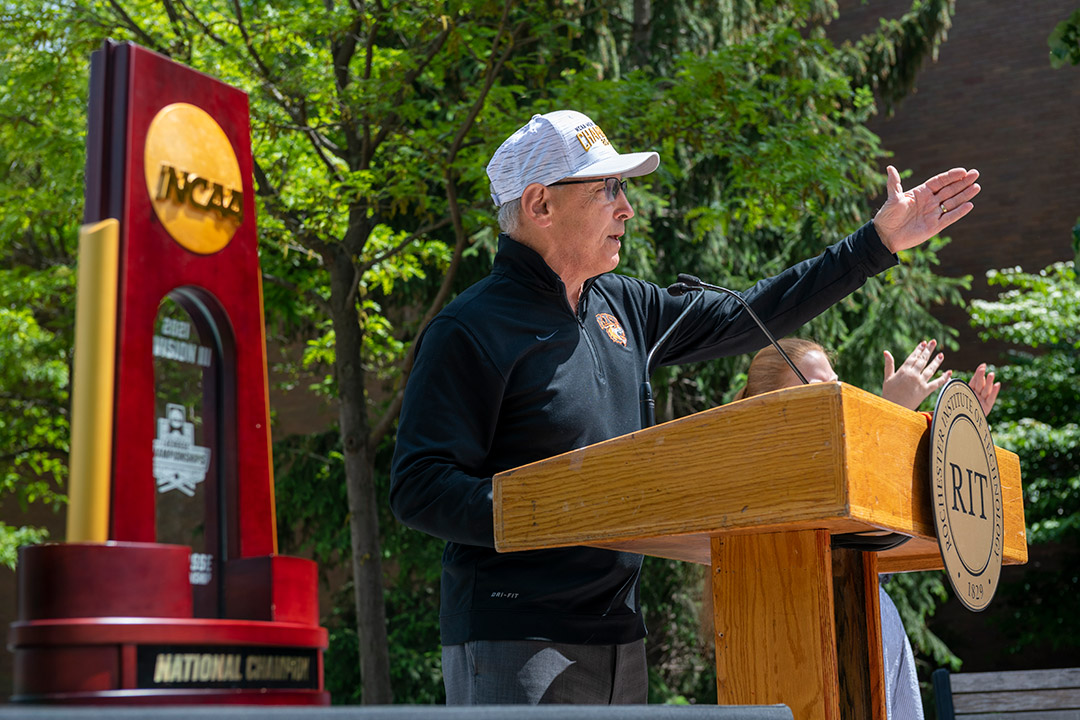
[486,110,660,207]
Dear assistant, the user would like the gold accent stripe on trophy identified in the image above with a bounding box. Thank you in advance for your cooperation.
[255,267,278,554]
[67,219,120,542]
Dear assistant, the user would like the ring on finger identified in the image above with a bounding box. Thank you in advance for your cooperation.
[940,202,947,214]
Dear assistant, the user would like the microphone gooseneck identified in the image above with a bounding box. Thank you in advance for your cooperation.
[675,275,910,553]
[640,285,706,429]
[676,274,809,385]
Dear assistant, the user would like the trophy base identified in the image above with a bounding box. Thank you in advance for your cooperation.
[9,542,328,705]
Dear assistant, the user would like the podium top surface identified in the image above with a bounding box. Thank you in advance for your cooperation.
[493,382,1026,574]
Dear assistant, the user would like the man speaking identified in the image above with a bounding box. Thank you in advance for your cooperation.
[390,109,979,704]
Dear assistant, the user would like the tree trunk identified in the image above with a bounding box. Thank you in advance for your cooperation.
[631,0,652,70]
[328,250,392,703]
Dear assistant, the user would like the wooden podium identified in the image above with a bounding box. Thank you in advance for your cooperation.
[493,382,1027,720]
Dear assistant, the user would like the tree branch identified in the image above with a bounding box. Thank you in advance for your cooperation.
[230,0,346,180]
[0,113,40,128]
[369,171,467,450]
[0,444,68,463]
[105,0,166,52]
[363,23,452,167]
[446,2,524,164]
[333,13,366,163]
[0,392,66,413]
[230,0,273,78]
[172,0,228,46]
[333,14,364,94]
[159,0,193,60]
[357,216,452,274]
[252,159,331,257]
[261,272,333,318]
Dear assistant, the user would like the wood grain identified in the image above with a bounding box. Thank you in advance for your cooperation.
[493,382,1027,574]
[712,530,839,720]
[496,383,849,550]
[951,668,1080,693]
[832,549,886,720]
[954,688,1080,714]
[948,667,1080,717]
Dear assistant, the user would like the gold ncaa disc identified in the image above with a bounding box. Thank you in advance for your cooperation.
[930,379,1004,612]
[144,103,243,254]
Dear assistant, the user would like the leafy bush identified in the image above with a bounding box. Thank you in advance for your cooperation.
[968,257,1080,655]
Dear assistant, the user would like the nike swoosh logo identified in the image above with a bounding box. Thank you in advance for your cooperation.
[536,331,558,341]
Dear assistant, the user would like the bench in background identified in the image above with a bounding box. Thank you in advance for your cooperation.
[933,667,1080,719]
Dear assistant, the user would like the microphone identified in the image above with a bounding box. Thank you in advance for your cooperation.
[640,284,706,428]
[676,277,906,553]
[666,282,697,297]
[676,273,809,385]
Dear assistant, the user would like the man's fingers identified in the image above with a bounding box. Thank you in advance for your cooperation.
[938,201,976,232]
[886,165,903,203]
[935,174,981,231]
[940,180,982,209]
[925,167,978,194]
[933,170,984,229]
[937,182,982,224]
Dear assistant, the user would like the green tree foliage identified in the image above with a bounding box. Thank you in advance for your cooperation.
[275,430,445,703]
[0,4,94,566]
[901,28,1076,677]
[0,301,70,567]
[969,259,1080,654]
[641,559,717,703]
[2,0,973,704]
[1049,9,1080,68]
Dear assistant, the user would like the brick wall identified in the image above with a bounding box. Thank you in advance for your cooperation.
[832,0,1080,368]
[832,1,1080,675]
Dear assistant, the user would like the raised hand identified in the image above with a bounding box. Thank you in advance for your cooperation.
[969,363,1001,416]
[882,339,952,410]
[873,165,981,253]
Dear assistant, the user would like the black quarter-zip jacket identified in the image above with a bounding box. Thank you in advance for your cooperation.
[390,223,896,645]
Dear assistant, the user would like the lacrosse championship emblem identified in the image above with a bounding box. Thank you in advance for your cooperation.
[152,403,211,496]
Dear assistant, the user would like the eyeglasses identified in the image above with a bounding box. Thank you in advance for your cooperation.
[548,177,628,202]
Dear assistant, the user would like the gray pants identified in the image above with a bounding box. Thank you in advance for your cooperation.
[442,639,648,705]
